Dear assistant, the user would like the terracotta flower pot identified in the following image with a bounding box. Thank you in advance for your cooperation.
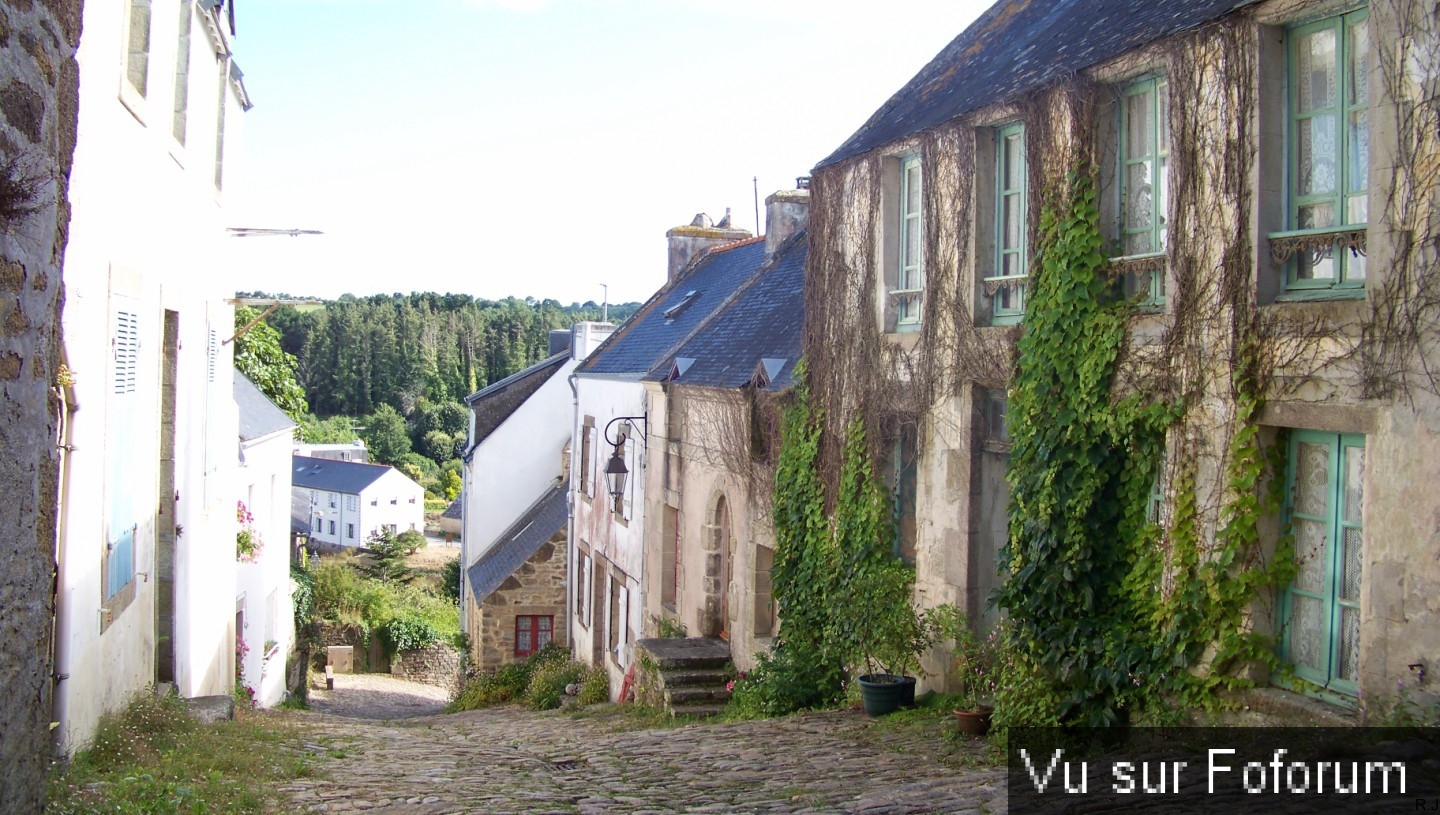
[953,705,994,736]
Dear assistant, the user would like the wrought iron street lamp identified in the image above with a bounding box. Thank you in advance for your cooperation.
[602,415,646,510]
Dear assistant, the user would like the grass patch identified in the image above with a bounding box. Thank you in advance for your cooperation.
[47,692,318,814]
[311,552,460,651]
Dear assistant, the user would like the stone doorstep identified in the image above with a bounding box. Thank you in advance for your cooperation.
[664,686,732,706]
[668,702,729,719]
[662,668,733,687]
[636,637,732,671]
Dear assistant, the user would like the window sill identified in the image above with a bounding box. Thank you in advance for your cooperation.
[1274,288,1365,303]
[990,315,1024,327]
[1129,302,1167,315]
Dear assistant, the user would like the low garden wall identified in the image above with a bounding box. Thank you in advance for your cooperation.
[390,642,462,692]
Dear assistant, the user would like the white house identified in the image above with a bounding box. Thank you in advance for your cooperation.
[457,322,613,669]
[293,441,368,463]
[235,373,296,708]
[51,0,253,755]
[291,456,425,549]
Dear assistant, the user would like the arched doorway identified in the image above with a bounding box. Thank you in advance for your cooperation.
[705,495,733,639]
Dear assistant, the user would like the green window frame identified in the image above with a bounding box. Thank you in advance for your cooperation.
[1145,448,1167,526]
[1276,8,1369,293]
[1281,430,1365,697]
[1116,76,1169,306]
[988,124,1028,325]
[895,155,924,326]
[887,423,918,562]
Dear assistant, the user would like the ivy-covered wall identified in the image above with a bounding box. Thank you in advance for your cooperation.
[802,0,1440,719]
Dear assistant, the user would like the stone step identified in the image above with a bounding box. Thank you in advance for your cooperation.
[664,685,732,706]
[661,668,733,687]
[636,637,732,671]
[669,702,729,719]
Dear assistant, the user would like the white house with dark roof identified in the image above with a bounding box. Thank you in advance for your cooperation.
[291,456,424,549]
[457,322,613,668]
[235,373,296,707]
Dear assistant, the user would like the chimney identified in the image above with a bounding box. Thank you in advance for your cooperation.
[764,178,811,257]
[666,211,751,282]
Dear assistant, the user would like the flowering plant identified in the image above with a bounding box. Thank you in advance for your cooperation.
[946,615,1003,711]
[236,500,261,562]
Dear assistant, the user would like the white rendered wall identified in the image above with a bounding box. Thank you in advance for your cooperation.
[52,0,247,754]
[238,427,296,708]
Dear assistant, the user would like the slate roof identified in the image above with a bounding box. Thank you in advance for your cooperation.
[466,480,569,601]
[642,232,807,391]
[576,237,769,377]
[291,455,393,495]
[464,352,568,450]
[817,0,1255,169]
[235,371,295,442]
[442,495,464,521]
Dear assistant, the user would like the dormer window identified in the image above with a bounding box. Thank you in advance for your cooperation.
[663,291,700,322]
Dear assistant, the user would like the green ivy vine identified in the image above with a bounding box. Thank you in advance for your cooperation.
[995,168,1293,727]
[762,363,921,713]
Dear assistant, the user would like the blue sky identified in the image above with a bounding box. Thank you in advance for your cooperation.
[228,0,990,304]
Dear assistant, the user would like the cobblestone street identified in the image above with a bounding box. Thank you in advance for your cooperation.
[280,676,1005,815]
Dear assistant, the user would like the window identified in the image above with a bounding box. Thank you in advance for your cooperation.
[580,417,595,496]
[892,155,924,327]
[884,422,918,562]
[312,516,321,534]
[213,61,228,190]
[988,124,1029,324]
[982,390,1010,446]
[577,550,593,628]
[345,495,358,511]
[121,0,153,110]
[328,493,337,508]
[327,520,335,536]
[1146,448,1167,526]
[1282,431,1364,696]
[171,1,192,145]
[1116,76,1169,306]
[346,523,355,540]
[310,490,318,506]
[1275,9,1369,293]
[753,545,777,637]
[514,615,553,658]
[661,505,679,608]
[106,307,140,600]
[608,574,628,663]
[386,524,397,535]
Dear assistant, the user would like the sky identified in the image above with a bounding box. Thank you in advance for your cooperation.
[226,0,992,305]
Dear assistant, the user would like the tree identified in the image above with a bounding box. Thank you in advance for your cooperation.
[360,529,413,585]
[298,413,359,444]
[234,306,309,421]
[420,429,461,463]
[442,470,462,501]
[362,404,411,465]
[396,529,426,555]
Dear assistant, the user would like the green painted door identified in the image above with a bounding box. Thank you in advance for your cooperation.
[1282,430,1365,696]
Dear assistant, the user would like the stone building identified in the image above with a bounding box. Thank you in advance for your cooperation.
[805,0,1440,707]
[464,484,569,671]
[0,0,81,804]
[638,188,809,673]
[568,213,755,695]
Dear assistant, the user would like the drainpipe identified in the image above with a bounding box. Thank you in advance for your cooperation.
[567,371,580,658]
[50,374,79,758]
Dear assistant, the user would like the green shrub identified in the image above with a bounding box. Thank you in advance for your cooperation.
[576,666,609,706]
[383,615,439,652]
[448,661,535,712]
[525,659,587,711]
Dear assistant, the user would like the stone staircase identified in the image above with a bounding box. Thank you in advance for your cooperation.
[633,637,733,718]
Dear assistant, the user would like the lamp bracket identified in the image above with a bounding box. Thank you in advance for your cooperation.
[603,415,647,447]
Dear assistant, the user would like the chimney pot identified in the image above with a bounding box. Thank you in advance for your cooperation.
[666,212,751,282]
[764,187,810,257]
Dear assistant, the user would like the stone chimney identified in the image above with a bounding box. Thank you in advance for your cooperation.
[666,211,751,282]
[764,178,810,257]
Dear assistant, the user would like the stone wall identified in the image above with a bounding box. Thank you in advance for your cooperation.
[390,642,461,692]
[471,530,568,672]
[0,0,81,806]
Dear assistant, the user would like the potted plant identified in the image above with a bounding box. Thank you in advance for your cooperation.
[945,614,1001,735]
[847,561,944,715]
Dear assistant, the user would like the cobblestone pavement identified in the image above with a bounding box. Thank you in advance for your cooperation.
[280,678,1005,815]
[306,673,451,719]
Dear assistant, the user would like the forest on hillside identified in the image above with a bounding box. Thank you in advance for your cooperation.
[235,293,639,504]
[246,293,639,417]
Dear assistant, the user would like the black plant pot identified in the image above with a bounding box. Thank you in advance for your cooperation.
[898,675,917,708]
[858,674,908,717]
